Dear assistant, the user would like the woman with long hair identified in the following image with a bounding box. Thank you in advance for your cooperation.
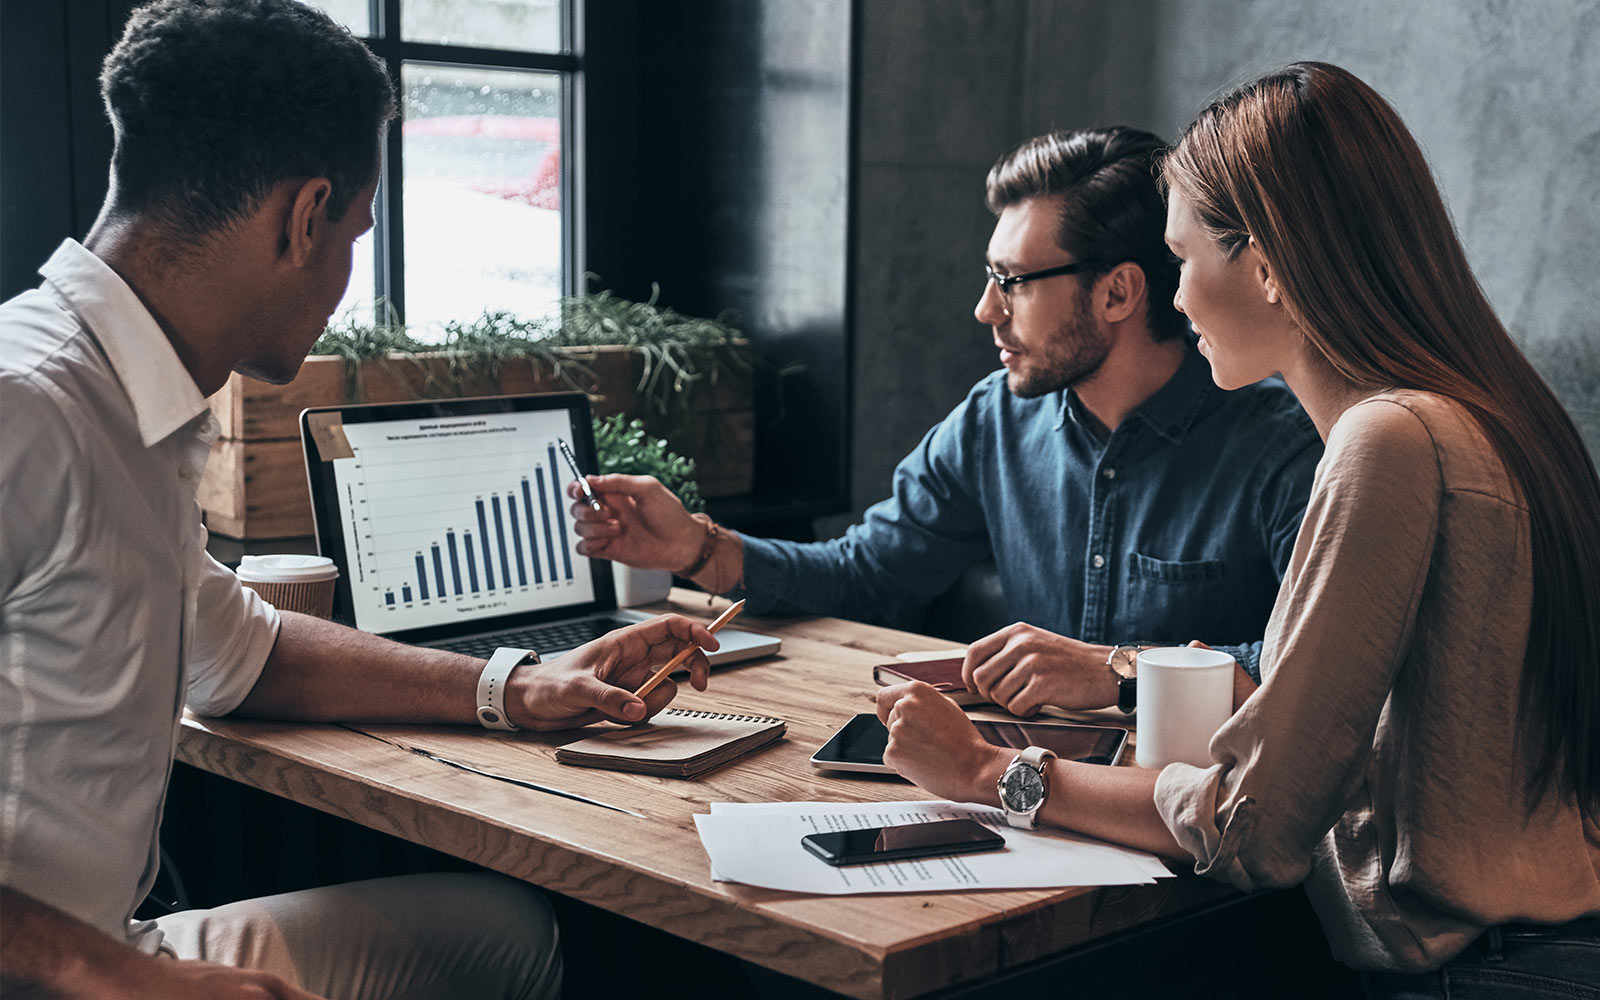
[876,61,1600,995]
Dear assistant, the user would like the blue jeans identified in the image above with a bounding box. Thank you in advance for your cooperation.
[1364,918,1600,999]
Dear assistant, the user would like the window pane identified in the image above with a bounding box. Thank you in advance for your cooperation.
[299,0,371,37]
[401,64,562,333]
[330,227,377,326]
[403,0,561,53]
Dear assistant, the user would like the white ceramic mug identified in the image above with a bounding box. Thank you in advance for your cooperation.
[1134,646,1235,769]
[611,561,673,607]
[235,554,340,618]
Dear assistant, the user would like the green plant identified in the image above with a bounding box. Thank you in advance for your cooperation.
[314,280,754,432]
[314,283,795,499]
[592,414,703,513]
[550,281,750,427]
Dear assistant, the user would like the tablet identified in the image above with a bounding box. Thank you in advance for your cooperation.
[811,713,1128,774]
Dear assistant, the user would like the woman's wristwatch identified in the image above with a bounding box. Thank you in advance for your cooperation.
[997,746,1058,829]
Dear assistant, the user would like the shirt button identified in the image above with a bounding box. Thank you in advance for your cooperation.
[1102,467,1116,480]
[1092,554,1105,569]
[178,468,191,481]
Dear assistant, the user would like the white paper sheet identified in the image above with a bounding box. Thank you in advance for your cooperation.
[695,799,1172,894]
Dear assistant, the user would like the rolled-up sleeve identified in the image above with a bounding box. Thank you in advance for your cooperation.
[1153,400,1443,892]
[184,535,280,716]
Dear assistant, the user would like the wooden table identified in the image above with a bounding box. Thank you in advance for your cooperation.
[176,590,1231,999]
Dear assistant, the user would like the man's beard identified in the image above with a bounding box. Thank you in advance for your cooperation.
[1005,299,1110,398]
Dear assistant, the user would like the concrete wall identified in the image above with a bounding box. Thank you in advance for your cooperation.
[831,0,1600,530]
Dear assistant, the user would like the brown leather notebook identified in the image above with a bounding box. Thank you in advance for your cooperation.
[872,657,1093,721]
[871,657,988,706]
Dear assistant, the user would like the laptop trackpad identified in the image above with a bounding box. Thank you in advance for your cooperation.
[610,608,781,666]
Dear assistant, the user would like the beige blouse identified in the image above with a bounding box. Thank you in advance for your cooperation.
[1154,390,1600,973]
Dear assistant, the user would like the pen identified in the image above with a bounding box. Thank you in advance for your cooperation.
[632,600,745,699]
[557,437,604,512]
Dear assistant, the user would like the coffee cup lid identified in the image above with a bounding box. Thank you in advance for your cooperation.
[235,554,340,583]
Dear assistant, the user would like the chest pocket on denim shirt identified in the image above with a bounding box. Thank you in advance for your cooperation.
[1129,553,1226,583]
[1126,553,1228,640]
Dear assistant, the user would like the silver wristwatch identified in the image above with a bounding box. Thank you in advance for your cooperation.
[997,746,1057,829]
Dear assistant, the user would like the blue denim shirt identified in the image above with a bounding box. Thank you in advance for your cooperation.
[739,345,1322,680]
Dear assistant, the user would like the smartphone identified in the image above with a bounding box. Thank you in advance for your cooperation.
[800,818,1004,866]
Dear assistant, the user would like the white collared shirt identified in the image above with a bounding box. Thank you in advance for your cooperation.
[0,240,280,952]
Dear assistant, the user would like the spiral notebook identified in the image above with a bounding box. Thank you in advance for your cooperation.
[554,708,786,778]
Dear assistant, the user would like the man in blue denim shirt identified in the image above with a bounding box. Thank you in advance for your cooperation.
[571,128,1321,713]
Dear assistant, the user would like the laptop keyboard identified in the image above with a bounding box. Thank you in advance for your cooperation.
[434,616,635,659]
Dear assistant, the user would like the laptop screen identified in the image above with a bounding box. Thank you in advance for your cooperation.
[300,393,615,644]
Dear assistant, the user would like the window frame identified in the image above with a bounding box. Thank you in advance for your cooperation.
[347,0,582,324]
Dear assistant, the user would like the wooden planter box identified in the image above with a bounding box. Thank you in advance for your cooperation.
[200,346,754,539]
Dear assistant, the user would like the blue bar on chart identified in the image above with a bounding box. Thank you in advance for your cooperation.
[492,496,512,589]
[547,446,574,580]
[446,532,463,595]
[535,467,557,580]
[401,584,413,603]
[404,480,579,608]
[520,478,543,584]
[507,497,528,586]
[384,591,395,606]
[475,500,496,590]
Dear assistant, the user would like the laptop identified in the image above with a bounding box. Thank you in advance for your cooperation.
[299,392,781,665]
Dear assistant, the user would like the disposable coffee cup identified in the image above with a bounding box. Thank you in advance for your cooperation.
[235,555,339,619]
[1134,647,1235,770]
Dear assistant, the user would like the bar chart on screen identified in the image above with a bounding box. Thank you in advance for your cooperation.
[330,408,595,631]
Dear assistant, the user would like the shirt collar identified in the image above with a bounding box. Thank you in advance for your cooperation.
[1126,340,1215,443]
[39,240,209,448]
[1057,339,1215,444]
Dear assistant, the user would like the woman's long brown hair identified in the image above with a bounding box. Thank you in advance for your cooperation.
[1164,61,1600,815]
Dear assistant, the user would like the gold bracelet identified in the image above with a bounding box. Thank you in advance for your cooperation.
[674,513,720,578]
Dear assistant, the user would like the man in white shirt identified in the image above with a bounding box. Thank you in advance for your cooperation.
[0,3,718,998]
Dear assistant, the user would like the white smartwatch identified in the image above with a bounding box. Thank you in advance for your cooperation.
[476,647,539,730]
[997,746,1058,829]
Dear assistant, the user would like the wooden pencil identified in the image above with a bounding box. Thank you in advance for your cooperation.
[632,599,746,699]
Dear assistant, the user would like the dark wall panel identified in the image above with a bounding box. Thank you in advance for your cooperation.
[2,0,134,300]
[2,3,76,298]
[584,0,854,524]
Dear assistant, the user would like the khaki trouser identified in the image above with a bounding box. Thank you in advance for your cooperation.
[156,872,560,1000]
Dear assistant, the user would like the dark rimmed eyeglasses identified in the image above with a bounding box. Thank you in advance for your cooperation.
[984,261,1104,311]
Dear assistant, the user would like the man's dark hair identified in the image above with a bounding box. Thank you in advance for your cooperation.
[986,127,1186,342]
[100,0,396,234]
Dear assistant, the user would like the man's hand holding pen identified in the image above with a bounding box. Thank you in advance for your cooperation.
[566,474,708,571]
[505,614,719,730]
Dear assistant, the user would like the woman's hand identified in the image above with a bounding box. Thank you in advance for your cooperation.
[875,681,1011,804]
